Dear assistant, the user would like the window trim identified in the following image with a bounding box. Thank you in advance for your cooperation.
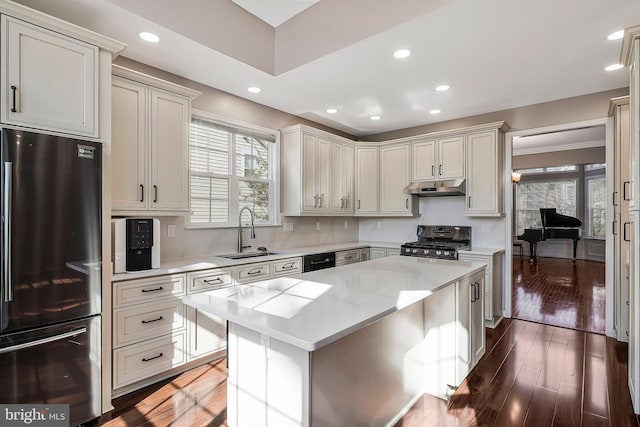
[186,109,281,229]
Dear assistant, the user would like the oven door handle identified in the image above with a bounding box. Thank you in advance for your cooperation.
[0,327,87,354]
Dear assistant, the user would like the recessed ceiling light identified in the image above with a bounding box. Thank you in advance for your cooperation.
[605,63,624,71]
[370,115,381,121]
[607,30,624,41]
[247,86,262,93]
[435,85,450,92]
[326,108,338,114]
[429,109,441,115]
[393,49,411,59]
[139,32,159,43]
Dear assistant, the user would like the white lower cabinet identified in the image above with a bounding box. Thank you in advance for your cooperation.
[335,249,361,266]
[458,249,504,327]
[370,247,401,259]
[456,272,485,384]
[112,257,304,395]
[113,331,187,389]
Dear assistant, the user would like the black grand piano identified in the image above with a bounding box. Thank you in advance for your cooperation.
[517,208,582,262]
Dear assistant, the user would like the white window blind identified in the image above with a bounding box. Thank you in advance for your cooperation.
[189,117,276,227]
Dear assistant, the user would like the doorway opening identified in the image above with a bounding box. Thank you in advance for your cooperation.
[505,121,612,336]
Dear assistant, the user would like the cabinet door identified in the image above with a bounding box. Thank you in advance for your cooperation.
[412,139,436,181]
[150,88,190,210]
[630,40,640,210]
[355,147,379,214]
[629,211,640,412]
[2,16,97,137]
[331,142,344,212]
[466,130,503,216]
[301,133,319,212]
[343,144,355,213]
[456,279,471,385]
[317,137,331,213]
[470,273,485,366]
[112,77,147,210]
[187,306,226,360]
[380,143,412,214]
[437,135,465,179]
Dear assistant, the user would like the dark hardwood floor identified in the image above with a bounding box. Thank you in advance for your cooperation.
[99,319,637,427]
[512,256,606,334]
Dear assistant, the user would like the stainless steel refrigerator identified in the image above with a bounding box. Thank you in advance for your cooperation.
[0,128,102,426]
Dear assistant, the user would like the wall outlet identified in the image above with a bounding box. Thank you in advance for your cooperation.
[284,222,294,232]
[344,220,349,230]
[167,224,176,238]
[316,221,321,231]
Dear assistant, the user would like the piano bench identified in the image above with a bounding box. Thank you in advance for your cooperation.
[513,241,524,256]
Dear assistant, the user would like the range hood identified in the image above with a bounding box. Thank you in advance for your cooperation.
[403,179,466,197]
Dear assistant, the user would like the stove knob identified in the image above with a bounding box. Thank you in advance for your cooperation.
[412,249,417,254]
[436,250,442,256]
[423,249,428,255]
[444,251,450,257]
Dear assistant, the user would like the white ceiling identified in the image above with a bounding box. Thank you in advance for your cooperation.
[230,0,320,27]
[12,0,640,137]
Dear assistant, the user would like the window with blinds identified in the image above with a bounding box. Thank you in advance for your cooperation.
[189,117,276,227]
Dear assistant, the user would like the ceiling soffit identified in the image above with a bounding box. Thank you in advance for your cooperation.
[106,0,456,76]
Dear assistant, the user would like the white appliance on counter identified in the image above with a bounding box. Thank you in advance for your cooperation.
[112,218,160,273]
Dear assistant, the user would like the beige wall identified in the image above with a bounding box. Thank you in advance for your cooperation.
[113,56,356,140]
[363,88,628,142]
[513,147,606,169]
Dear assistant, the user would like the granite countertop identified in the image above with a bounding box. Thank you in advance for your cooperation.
[111,240,403,282]
[183,256,484,351]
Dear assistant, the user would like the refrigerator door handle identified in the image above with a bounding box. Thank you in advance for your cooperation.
[0,327,87,354]
[3,162,12,302]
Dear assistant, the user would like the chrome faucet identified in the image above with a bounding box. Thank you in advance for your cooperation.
[237,206,256,253]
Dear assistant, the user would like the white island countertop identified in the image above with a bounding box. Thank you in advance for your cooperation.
[183,256,484,351]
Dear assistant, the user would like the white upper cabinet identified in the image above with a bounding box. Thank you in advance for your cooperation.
[112,77,146,210]
[111,66,200,214]
[465,129,504,216]
[412,139,436,181]
[281,124,354,216]
[412,135,464,181]
[301,133,331,213]
[380,143,413,215]
[1,15,98,137]
[437,135,465,180]
[331,142,354,214]
[355,146,379,215]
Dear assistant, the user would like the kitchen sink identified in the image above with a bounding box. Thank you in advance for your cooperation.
[218,251,280,260]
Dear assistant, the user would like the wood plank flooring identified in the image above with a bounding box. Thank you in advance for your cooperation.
[512,257,606,334]
[99,319,638,427]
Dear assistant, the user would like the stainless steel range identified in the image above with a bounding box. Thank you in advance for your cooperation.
[401,225,471,260]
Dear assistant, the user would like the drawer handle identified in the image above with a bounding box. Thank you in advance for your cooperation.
[141,286,164,293]
[142,352,163,362]
[204,277,223,284]
[141,316,164,324]
[10,85,17,113]
[247,268,263,275]
[344,255,354,259]
[281,263,295,269]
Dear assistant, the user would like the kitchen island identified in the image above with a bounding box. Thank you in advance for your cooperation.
[183,256,485,427]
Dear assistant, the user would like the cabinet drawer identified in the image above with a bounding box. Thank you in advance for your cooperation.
[187,268,234,294]
[335,249,360,265]
[236,262,270,283]
[114,300,186,348]
[272,257,302,276]
[386,248,401,256]
[113,274,186,307]
[113,331,187,389]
